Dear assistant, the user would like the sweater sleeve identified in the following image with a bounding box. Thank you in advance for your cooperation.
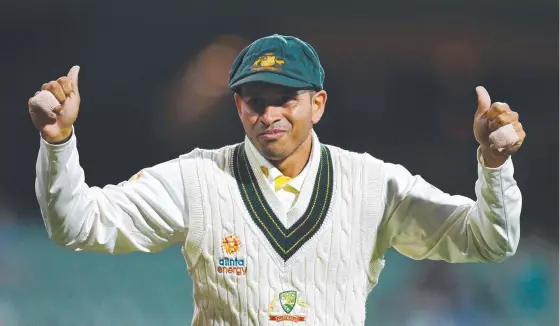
[378,148,521,263]
[35,129,188,254]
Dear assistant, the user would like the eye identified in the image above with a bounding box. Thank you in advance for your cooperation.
[246,98,266,114]
[281,96,294,104]
[251,98,265,108]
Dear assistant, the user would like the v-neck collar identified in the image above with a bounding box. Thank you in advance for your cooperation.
[246,139,310,194]
[232,132,334,261]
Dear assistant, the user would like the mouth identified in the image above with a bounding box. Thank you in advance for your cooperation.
[259,128,287,140]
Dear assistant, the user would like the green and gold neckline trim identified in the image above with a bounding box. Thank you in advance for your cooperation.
[232,143,334,261]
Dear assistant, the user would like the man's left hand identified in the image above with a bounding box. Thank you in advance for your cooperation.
[473,86,526,167]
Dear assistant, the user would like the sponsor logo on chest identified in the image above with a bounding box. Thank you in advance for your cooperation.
[217,234,247,276]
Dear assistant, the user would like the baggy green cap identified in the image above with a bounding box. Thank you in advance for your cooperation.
[228,34,325,91]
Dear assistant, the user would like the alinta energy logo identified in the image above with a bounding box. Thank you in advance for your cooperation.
[217,234,247,276]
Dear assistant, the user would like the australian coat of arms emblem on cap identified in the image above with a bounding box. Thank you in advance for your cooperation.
[251,53,285,72]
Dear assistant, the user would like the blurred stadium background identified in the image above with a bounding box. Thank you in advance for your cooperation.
[0,0,558,325]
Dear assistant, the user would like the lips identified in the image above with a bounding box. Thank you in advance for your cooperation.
[260,129,287,140]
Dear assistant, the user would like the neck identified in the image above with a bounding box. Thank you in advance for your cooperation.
[270,131,313,178]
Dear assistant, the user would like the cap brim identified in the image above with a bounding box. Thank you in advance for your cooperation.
[229,72,315,90]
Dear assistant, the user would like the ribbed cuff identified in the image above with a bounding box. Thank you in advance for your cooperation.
[40,127,76,153]
[476,146,513,171]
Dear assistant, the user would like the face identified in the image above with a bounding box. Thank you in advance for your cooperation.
[234,82,327,161]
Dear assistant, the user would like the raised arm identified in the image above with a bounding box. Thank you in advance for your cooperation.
[30,66,188,254]
[380,154,521,263]
[379,86,526,263]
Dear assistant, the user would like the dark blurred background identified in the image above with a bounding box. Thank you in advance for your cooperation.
[0,0,558,325]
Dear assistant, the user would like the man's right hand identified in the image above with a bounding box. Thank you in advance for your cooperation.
[28,65,81,143]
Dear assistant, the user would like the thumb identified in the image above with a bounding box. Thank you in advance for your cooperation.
[67,65,80,92]
[475,85,491,117]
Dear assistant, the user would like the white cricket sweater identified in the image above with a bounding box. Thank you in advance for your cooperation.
[35,129,522,325]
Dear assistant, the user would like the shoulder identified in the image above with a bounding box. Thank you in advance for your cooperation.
[323,143,384,168]
[179,142,242,171]
[323,143,414,184]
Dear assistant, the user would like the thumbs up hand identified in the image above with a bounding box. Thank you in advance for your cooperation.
[473,86,526,167]
[28,65,81,143]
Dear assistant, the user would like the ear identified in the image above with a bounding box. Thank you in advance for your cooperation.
[234,92,243,117]
[311,90,327,124]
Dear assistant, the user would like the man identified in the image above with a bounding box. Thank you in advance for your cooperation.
[29,34,525,325]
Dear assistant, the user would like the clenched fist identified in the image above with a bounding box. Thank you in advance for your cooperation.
[473,86,526,167]
[28,66,81,143]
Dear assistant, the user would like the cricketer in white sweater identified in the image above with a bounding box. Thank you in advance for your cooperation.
[31,33,525,326]
[35,125,521,325]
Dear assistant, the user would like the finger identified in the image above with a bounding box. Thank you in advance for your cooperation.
[488,111,519,131]
[475,86,491,117]
[489,124,519,151]
[501,122,526,152]
[67,65,80,93]
[57,76,73,96]
[505,142,522,153]
[517,128,526,143]
[52,105,64,114]
[486,103,509,120]
[504,130,525,153]
[29,90,60,119]
[44,81,66,103]
[512,122,526,142]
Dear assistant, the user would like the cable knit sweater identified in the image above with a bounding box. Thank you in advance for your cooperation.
[35,129,521,325]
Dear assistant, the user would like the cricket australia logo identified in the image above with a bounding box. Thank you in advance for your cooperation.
[268,290,308,322]
[216,234,247,276]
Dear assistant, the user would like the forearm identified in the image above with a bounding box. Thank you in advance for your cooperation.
[470,149,521,261]
[35,131,187,253]
[383,151,522,263]
[35,132,137,253]
[36,130,81,244]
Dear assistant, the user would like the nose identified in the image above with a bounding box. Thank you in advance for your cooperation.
[259,105,283,126]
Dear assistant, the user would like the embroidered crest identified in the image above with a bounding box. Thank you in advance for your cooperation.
[279,290,297,314]
[268,290,308,322]
[251,53,285,71]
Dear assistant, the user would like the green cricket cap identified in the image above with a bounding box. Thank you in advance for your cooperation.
[228,34,325,91]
